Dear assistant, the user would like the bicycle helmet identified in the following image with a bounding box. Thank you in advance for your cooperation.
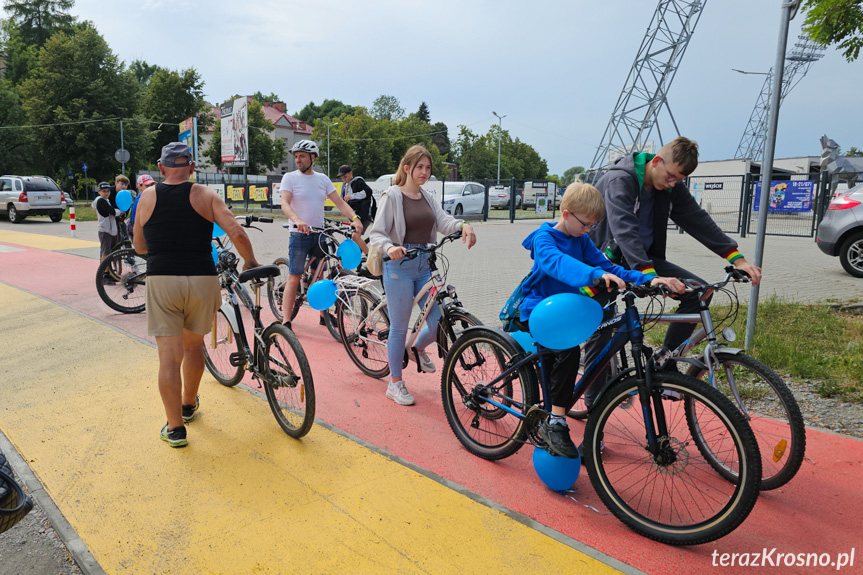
[290,139,319,157]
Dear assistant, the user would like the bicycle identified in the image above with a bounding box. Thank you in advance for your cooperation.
[441,281,762,545]
[568,267,806,490]
[267,221,360,342]
[202,215,315,438]
[337,232,481,379]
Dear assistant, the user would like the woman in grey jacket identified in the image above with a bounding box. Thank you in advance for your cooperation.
[368,144,477,405]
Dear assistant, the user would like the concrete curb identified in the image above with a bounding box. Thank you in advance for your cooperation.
[0,432,105,575]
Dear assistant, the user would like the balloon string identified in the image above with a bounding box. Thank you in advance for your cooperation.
[564,489,611,515]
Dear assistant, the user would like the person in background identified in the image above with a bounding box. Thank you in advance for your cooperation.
[338,164,375,254]
[367,144,476,406]
[127,174,155,240]
[92,181,123,284]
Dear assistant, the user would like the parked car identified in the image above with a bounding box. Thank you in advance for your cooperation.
[0,175,68,223]
[488,185,524,210]
[816,182,863,277]
[442,181,485,216]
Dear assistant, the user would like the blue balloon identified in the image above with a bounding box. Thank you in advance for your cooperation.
[115,190,133,211]
[307,279,338,310]
[528,293,603,350]
[533,446,581,492]
[212,223,226,238]
[510,330,536,353]
[211,244,219,265]
[337,238,362,270]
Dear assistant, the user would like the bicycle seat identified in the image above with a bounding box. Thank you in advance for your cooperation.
[238,265,281,283]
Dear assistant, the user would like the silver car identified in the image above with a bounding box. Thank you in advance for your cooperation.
[0,175,68,223]
[816,182,863,277]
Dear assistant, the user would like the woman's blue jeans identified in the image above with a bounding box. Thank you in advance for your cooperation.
[382,247,442,379]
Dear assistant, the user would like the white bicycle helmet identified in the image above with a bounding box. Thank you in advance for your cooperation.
[290,139,319,157]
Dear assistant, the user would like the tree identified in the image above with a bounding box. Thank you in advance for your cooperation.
[431,121,450,158]
[561,166,585,186]
[17,25,148,181]
[843,146,863,156]
[202,99,285,175]
[295,99,359,125]
[452,125,549,182]
[0,19,39,83]
[139,67,208,165]
[3,0,75,47]
[415,101,430,123]
[803,0,863,62]
[129,59,164,88]
[252,90,281,104]
[371,94,405,121]
[0,79,34,174]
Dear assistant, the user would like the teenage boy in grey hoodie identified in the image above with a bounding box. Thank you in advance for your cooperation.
[583,137,762,409]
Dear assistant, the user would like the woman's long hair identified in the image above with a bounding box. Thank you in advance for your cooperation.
[392,144,433,187]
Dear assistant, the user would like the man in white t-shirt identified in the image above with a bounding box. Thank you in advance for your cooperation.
[279,139,363,328]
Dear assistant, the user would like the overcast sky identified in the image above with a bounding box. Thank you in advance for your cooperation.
[54,0,863,176]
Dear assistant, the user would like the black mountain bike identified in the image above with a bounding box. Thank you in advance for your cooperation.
[441,281,762,545]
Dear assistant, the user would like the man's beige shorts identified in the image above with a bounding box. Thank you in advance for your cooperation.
[146,276,222,337]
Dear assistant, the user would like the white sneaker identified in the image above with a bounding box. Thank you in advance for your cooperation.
[386,381,415,405]
[406,345,437,374]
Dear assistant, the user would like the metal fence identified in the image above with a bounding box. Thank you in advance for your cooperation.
[481,178,560,222]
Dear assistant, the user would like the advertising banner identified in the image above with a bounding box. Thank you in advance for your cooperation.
[249,185,269,203]
[220,98,249,168]
[226,185,246,203]
[210,184,225,201]
[753,180,815,212]
[179,117,194,151]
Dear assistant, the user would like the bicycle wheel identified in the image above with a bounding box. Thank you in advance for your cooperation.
[686,352,805,490]
[435,308,482,359]
[338,288,390,378]
[203,308,244,386]
[95,248,147,314]
[323,268,356,343]
[583,371,761,545]
[260,323,315,438]
[441,328,538,461]
[266,257,291,322]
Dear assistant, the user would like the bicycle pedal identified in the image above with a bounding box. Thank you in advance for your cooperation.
[229,353,247,367]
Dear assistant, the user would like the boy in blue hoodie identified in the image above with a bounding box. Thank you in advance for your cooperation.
[519,183,681,458]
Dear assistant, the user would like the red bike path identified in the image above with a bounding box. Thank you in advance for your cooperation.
[2,237,862,574]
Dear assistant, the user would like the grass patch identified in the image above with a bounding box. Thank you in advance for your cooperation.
[644,297,863,403]
[62,205,97,222]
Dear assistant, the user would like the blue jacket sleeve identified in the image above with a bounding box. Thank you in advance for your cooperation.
[532,232,605,288]
[580,238,654,284]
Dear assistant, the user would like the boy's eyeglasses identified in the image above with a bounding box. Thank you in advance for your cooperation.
[571,213,601,231]
[659,158,685,185]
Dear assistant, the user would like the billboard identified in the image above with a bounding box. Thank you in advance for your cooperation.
[220,97,249,168]
[179,117,194,151]
[753,180,815,213]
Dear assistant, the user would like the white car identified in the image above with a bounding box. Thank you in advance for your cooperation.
[442,181,485,216]
[0,175,68,223]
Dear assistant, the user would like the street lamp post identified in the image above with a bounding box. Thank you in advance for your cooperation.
[326,122,339,177]
[492,111,506,181]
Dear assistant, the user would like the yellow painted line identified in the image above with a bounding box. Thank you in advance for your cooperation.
[0,229,99,251]
[0,283,620,575]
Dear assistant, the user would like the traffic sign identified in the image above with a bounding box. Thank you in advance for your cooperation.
[82,163,88,172]
[115,148,130,163]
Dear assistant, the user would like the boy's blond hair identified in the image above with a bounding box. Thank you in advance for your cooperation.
[560,183,605,221]
[115,175,130,186]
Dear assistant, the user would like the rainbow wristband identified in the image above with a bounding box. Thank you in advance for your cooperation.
[636,264,658,276]
[580,286,598,298]
[723,249,744,264]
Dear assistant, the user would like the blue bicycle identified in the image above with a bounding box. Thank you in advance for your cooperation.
[440,282,762,545]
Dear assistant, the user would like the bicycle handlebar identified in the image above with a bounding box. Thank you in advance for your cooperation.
[381,231,462,261]
[235,215,273,228]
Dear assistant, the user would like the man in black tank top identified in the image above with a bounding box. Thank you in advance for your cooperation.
[134,142,261,448]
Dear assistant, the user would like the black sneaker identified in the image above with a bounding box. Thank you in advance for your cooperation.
[319,315,326,326]
[102,275,116,285]
[182,396,200,423]
[160,424,188,448]
[538,420,580,458]
[283,321,292,331]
